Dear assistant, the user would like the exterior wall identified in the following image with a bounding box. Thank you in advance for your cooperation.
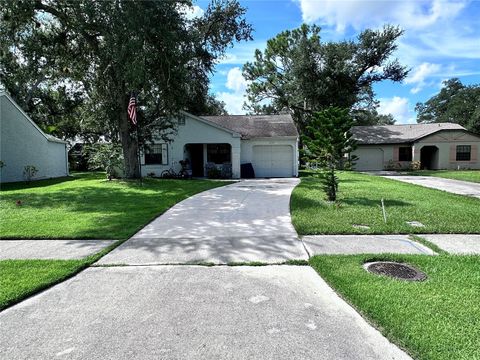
[353,130,480,171]
[0,94,68,183]
[240,137,299,177]
[141,114,242,178]
[414,130,480,169]
[353,144,411,171]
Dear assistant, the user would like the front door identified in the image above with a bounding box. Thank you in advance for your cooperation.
[189,144,204,177]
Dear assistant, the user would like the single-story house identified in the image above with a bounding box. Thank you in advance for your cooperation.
[141,112,299,178]
[0,92,69,183]
[351,123,480,171]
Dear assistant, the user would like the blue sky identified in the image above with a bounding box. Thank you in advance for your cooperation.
[193,0,480,123]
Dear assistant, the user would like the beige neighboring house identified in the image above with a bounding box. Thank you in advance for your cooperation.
[0,92,68,183]
[351,123,480,171]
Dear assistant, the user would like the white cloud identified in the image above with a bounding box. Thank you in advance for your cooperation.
[378,96,415,124]
[217,92,247,115]
[216,67,249,114]
[405,62,441,93]
[178,4,204,20]
[296,0,467,31]
[219,41,267,65]
[226,67,248,93]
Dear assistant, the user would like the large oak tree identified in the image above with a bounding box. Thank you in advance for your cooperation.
[0,0,252,178]
[416,78,480,133]
[243,24,408,132]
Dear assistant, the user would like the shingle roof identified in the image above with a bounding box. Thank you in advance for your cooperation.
[200,114,298,139]
[352,123,466,145]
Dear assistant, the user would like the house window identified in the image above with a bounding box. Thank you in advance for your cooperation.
[207,144,231,164]
[399,146,412,161]
[178,117,186,126]
[456,145,471,161]
[145,144,164,165]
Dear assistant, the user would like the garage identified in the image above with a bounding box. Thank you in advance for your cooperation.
[252,145,294,177]
[354,148,384,171]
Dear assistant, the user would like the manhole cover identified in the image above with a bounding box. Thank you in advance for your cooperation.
[363,261,427,281]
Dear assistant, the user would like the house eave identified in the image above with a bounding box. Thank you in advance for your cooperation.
[179,110,242,138]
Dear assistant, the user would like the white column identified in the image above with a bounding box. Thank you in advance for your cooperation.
[231,144,241,178]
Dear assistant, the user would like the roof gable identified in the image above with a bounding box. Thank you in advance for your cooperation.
[0,92,67,144]
[200,114,298,139]
[352,123,470,145]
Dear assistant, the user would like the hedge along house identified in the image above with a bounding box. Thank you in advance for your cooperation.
[141,112,299,178]
[351,123,480,171]
[0,92,68,183]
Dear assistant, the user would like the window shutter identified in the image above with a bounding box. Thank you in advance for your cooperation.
[161,144,168,165]
[472,145,478,162]
[393,147,399,161]
[450,145,456,162]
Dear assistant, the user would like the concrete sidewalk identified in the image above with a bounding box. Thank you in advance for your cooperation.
[381,175,480,198]
[0,265,411,360]
[99,179,307,265]
[420,234,480,254]
[0,240,116,260]
[302,235,435,255]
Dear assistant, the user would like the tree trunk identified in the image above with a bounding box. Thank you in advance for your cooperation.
[117,95,140,179]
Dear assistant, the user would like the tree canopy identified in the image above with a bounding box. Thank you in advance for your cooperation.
[0,0,251,177]
[243,24,408,131]
[415,78,480,133]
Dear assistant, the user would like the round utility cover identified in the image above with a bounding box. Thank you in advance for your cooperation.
[363,261,427,281]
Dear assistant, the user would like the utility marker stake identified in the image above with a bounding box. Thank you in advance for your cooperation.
[381,198,387,223]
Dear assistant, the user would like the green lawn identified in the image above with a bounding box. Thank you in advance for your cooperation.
[0,172,228,239]
[0,259,89,310]
[407,170,480,183]
[309,254,480,360]
[291,171,480,234]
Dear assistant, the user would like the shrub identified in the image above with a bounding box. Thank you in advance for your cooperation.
[86,143,124,179]
[410,160,421,170]
[23,165,38,182]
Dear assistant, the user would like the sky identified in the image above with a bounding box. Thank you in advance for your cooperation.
[190,0,480,124]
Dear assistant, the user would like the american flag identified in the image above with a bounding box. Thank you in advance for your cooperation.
[127,94,137,125]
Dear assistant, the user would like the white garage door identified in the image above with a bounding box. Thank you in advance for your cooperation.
[354,148,384,171]
[252,145,294,177]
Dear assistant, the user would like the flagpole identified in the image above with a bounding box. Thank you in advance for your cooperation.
[135,92,142,185]
[137,121,142,185]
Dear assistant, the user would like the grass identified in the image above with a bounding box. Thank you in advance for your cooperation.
[0,259,88,310]
[291,171,480,234]
[309,254,480,360]
[0,239,122,311]
[407,170,480,183]
[0,172,229,239]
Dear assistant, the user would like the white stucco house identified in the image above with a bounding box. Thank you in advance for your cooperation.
[141,112,299,178]
[0,92,69,183]
[351,123,480,171]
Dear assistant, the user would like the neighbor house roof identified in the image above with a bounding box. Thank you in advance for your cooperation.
[200,114,298,139]
[352,123,467,145]
[1,92,67,144]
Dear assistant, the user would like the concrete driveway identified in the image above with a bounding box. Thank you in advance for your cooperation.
[0,266,411,360]
[99,179,307,265]
[381,175,480,198]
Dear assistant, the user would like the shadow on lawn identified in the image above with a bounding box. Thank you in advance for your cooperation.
[0,176,77,191]
[1,177,221,239]
[342,197,411,207]
[293,193,411,209]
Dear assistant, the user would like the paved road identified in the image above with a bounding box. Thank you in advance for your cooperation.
[381,175,480,198]
[0,266,411,360]
[99,179,307,265]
